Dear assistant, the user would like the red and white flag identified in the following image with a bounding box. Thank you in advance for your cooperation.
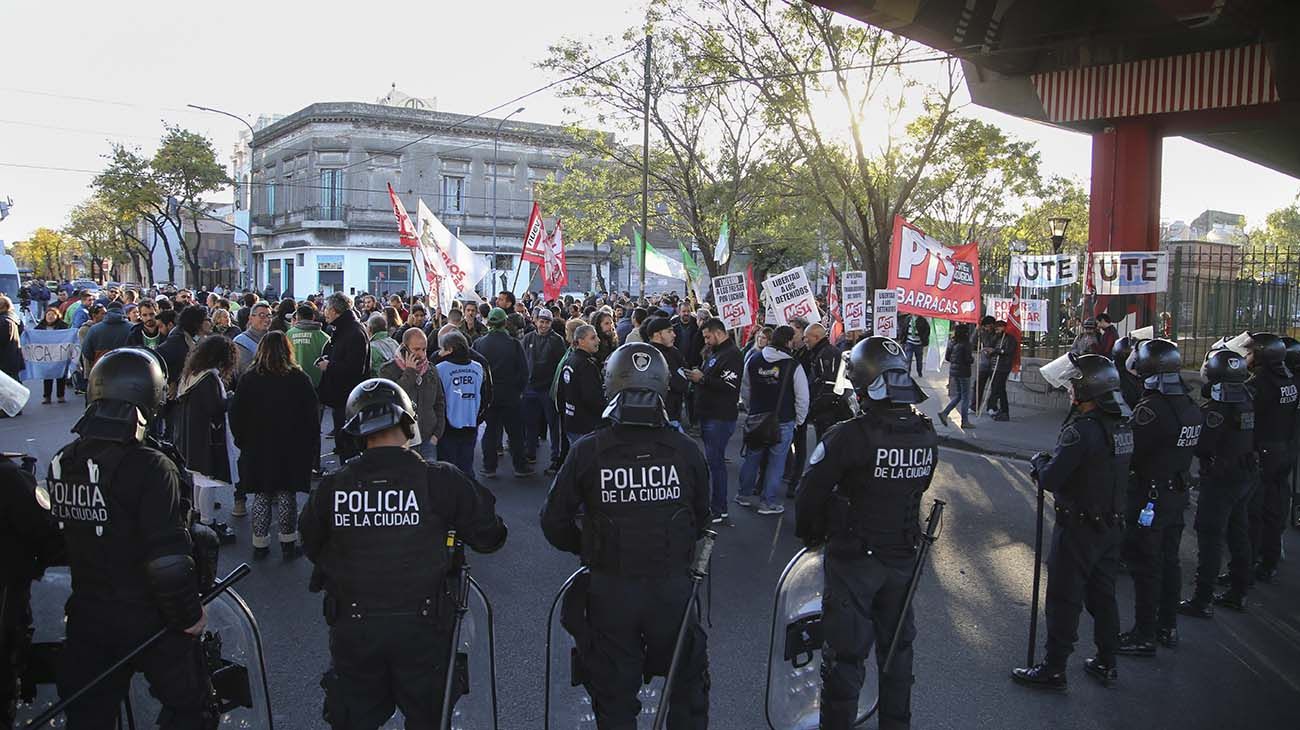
[742,262,760,343]
[543,220,568,301]
[387,183,419,248]
[826,264,844,344]
[521,202,548,265]
[1005,286,1024,374]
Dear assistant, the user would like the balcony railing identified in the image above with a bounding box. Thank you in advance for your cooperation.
[303,204,348,222]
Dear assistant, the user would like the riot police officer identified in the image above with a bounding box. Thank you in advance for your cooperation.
[301,377,506,729]
[1117,339,1202,655]
[1282,336,1300,532]
[1014,353,1131,691]
[540,342,711,729]
[1243,332,1296,584]
[1,452,64,726]
[795,336,938,730]
[1180,347,1256,617]
[48,348,215,728]
[1112,336,1142,408]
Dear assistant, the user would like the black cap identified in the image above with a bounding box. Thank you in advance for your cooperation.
[603,342,670,401]
[343,378,416,439]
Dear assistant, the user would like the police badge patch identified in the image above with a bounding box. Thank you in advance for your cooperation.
[883,339,903,356]
[562,367,572,384]
[632,352,652,371]
[1134,405,1157,426]
[1059,424,1081,447]
[1205,410,1224,429]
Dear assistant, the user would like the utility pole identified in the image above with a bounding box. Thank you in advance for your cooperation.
[188,104,255,291]
[639,32,652,300]
[492,107,527,298]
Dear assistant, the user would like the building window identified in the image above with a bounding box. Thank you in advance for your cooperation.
[317,255,344,295]
[367,259,410,296]
[267,259,283,296]
[442,176,464,213]
[266,182,276,216]
[320,169,343,218]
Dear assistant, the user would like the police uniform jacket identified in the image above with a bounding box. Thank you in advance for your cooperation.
[557,349,605,435]
[1247,369,1297,448]
[540,423,709,577]
[795,403,938,559]
[301,446,505,613]
[1035,409,1132,524]
[1,458,64,584]
[1196,397,1256,482]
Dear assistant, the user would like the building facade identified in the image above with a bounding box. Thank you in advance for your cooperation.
[247,98,609,300]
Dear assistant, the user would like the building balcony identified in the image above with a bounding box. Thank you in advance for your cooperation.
[300,205,349,229]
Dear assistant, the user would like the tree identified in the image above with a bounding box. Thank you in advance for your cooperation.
[1002,175,1091,257]
[65,197,132,284]
[93,145,171,286]
[539,2,781,291]
[1243,200,1300,280]
[9,228,72,280]
[682,0,962,288]
[152,125,229,288]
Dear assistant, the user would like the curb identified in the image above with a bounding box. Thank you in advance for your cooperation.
[937,434,1036,462]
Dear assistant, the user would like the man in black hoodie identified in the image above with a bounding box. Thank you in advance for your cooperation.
[317,293,371,459]
[557,324,605,449]
[474,307,530,478]
[689,317,743,522]
[522,308,567,473]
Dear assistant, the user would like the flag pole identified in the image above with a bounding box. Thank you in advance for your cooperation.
[639,31,652,300]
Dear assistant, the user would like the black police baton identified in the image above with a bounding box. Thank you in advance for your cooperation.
[440,532,470,730]
[883,500,945,675]
[652,529,717,730]
[25,563,252,729]
[1026,454,1048,667]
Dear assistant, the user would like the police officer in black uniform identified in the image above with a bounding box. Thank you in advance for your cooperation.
[795,336,937,730]
[1,452,64,726]
[1014,353,1131,691]
[1179,347,1256,617]
[301,377,506,729]
[1243,332,1297,585]
[1283,336,1300,532]
[1112,336,1142,409]
[1116,339,1202,655]
[49,348,215,728]
[541,342,711,729]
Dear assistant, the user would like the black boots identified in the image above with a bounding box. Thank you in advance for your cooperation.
[1213,591,1247,611]
[1010,663,1067,692]
[1084,657,1118,687]
[1177,598,1214,619]
[1116,630,1157,657]
[1157,628,1179,649]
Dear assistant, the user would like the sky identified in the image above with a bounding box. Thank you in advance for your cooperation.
[1,0,1297,248]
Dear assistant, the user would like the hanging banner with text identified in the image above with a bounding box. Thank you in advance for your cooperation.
[19,328,79,381]
[986,297,1049,332]
[873,289,898,339]
[1008,254,1078,288]
[841,271,869,331]
[763,266,822,326]
[886,216,981,323]
[1088,251,1168,294]
[712,272,752,330]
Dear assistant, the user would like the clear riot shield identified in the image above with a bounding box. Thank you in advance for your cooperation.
[14,568,273,729]
[544,568,664,730]
[765,548,876,730]
[378,575,498,730]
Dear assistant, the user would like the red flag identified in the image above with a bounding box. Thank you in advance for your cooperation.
[742,262,760,344]
[543,221,568,301]
[387,183,419,248]
[826,264,844,343]
[886,216,981,323]
[521,202,548,265]
[1005,286,1024,374]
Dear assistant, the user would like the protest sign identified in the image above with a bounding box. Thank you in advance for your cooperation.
[712,272,752,330]
[887,216,981,323]
[19,328,79,381]
[841,271,869,331]
[1008,254,1078,288]
[873,289,898,339]
[986,297,1048,332]
[1087,251,1168,294]
[762,267,821,326]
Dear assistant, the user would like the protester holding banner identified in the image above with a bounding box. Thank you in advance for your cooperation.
[986,321,1018,421]
[34,305,70,403]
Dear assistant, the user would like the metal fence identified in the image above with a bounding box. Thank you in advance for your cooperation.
[977,245,1300,366]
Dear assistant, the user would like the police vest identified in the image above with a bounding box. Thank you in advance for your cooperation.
[1201,400,1256,478]
[1130,392,1202,484]
[580,427,699,578]
[833,407,938,557]
[1250,370,1298,446]
[322,453,447,611]
[47,439,188,603]
[1059,411,1133,519]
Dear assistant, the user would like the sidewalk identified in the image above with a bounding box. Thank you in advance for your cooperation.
[915,367,1065,460]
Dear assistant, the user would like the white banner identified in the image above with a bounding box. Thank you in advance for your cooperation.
[763,267,821,326]
[712,272,752,330]
[416,200,490,297]
[873,289,898,339]
[841,271,869,331]
[1088,251,1168,294]
[986,297,1049,332]
[1008,254,1078,288]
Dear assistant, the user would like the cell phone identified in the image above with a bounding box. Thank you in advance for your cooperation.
[399,345,410,358]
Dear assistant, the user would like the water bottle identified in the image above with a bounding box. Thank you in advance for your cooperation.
[1139,501,1155,528]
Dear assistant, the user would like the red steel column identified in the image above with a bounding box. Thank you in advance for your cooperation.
[1088,118,1162,326]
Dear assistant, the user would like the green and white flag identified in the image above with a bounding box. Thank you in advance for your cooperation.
[713,216,730,265]
[679,241,710,302]
[635,229,686,280]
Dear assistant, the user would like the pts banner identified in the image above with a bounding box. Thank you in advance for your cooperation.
[887,216,981,323]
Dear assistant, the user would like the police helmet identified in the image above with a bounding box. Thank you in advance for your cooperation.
[1130,338,1181,377]
[847,336,926,404]
[603,342,670,401]
[1201,348,1250,403]
[87,347,167,417]
[1282,336,1300,373]
[342,378,416,439]
[1111,336,1135,367]
[1246,331,1286,370]
[1066,353,1128,415]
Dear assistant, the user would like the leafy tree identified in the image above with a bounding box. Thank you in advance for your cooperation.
[65,197,134,284]
[1001,175,1091,257]
[1243,200,1300,280]
[152,125,229,287]
[9,228,72,280]
[93,145,172,286]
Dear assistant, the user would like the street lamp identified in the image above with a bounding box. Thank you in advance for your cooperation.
[491,106,526,295]
[189,103,256,291]
[1048,216,1071,253]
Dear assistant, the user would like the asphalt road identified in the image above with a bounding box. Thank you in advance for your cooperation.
[6,401,1300,729]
